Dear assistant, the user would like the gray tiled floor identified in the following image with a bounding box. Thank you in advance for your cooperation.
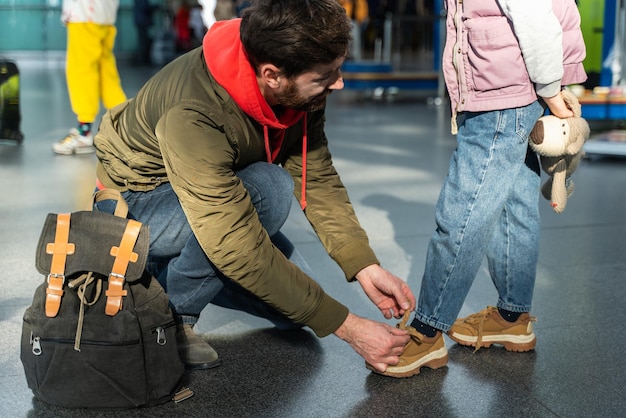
[2,57,625,418]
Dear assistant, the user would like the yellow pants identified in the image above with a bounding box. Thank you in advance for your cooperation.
[66,22,127,124]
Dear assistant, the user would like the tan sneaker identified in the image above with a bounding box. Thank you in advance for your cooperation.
[366,311,448,378]
[448,306,537,352]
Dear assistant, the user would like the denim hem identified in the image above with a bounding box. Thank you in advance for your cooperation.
[496,302,532,314]
[414,311,451,333]
[177,314,199,325]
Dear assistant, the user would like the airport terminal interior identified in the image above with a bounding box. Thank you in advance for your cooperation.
[2,1,626,417]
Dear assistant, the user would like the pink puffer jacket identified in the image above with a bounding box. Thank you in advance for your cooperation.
[442,0,587,119]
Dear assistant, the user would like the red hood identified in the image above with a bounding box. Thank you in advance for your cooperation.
[202,19,309,209]
[203,19,304,161]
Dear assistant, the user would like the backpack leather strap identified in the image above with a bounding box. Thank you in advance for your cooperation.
[105,219,142,316]
[44,213,75,317]
[93,188,129,218]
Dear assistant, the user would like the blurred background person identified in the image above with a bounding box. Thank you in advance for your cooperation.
[189,2,206,46]
[53,0,126,155]
[214,0,236,22]
[133,0,157,66]
[235,0,250,17]
[174,0,192,52]
[339,0,369,61]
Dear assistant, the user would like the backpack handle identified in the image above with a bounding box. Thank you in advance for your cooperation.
[92,188,129,218]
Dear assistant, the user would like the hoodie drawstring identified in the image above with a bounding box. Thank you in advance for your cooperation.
[300,114,308,210]
[262,116,308,211]
[263,125,271,163]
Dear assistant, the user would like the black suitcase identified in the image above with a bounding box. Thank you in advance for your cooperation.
[0,59,24,143]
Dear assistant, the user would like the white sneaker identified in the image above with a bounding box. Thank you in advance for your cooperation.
[52,128,95,155]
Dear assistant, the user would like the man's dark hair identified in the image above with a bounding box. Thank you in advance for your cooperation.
[240,0,352,78]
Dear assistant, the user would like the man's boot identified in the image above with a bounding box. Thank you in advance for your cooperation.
[175,324,221,369]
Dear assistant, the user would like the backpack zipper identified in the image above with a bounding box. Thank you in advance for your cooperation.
[29,318,178,355]
[152,320,177,346]
[29,331,140,356]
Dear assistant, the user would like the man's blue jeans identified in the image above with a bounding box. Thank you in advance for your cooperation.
[98,162,308,329]
[415,101,544,332]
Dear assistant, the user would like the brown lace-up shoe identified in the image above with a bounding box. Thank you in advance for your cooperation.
[366,311,448,378]
[448,306,537,352]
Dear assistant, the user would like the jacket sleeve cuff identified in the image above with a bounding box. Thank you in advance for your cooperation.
[536,81,561,99]
[332,239,380,282]
[305,295,349,337]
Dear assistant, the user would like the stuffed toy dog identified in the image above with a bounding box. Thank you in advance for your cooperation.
[529,89,590,213]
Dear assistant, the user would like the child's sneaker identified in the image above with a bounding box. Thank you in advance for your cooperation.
[366,311,448,378]
[52,128,95,155]
[448,306,536,352]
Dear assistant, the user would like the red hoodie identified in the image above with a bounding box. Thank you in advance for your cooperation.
[202,19,309,208]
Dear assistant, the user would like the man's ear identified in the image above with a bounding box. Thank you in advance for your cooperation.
[259,63,282,89]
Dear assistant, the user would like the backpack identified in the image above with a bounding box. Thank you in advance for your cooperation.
[20,190,189,409]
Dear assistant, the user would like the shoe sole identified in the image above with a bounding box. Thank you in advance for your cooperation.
[52,146,95,155]
[366,346,449,378]
[448,332,536,352]
[74,146,96,154]
[184,358,222,370]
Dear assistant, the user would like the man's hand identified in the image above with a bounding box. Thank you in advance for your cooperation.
[543,92,574,118]
[355,264,416,319]
[334,312,410,372]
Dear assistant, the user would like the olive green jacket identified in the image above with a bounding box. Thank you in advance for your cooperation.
[95,48,379,337]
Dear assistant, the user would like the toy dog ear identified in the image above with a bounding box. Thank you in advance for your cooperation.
[561,89,582,117]
[530,119,544,145]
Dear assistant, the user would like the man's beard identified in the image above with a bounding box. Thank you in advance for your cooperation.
[275,81,331,112]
